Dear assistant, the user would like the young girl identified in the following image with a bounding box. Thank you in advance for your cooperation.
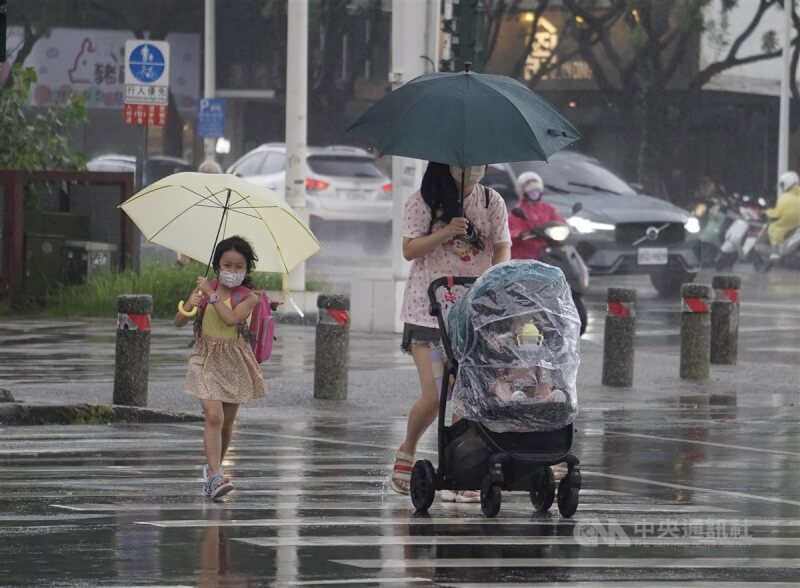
[391,162,511,501]
[175,236,266,500]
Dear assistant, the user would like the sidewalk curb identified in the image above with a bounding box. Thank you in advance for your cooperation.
[0,402,203,426]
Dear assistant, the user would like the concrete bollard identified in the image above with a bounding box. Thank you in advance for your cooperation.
[680,283,712,380]
[602,288,636,388]
[314,294,350,400]
[711,275,741,365]
[113,294,153,406]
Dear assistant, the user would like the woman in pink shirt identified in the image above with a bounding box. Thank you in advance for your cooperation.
[391,162,511,501]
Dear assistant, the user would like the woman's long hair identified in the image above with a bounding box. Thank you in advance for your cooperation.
[211,235,258,288]
[421,162,461,233]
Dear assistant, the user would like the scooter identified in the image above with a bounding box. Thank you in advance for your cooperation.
[750,224,800,272]
[714,194,767,271]
[513,213,590,335]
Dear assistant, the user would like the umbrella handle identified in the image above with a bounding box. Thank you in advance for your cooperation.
[177,298,199,318]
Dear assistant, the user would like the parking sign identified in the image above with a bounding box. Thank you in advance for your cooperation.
[197,98,226,138]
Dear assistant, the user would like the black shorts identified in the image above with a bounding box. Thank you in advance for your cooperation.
[401,323,441,354]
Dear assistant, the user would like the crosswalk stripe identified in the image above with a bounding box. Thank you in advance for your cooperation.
[447,584,800,588]
[137,514,793,529]
[583,471,800,507]
[330,557,800,570]
[52,502,736,513]
[285,579,432,586]
[236,535,800,548]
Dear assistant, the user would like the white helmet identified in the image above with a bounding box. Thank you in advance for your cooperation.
[515,171,544,198]
[779,171,799,192]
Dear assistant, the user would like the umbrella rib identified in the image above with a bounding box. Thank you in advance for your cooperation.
[237,192,320,274]
[147,196,223,242]
[358,78,465,163]
[225,208,264,220]
[471,76,579,162]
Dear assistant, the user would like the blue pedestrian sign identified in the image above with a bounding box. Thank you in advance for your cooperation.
[124,40,170,90]
[128,43,166,83]
[197,98,226,138]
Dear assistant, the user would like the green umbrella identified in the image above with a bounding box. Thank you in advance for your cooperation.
[348,67,580,167]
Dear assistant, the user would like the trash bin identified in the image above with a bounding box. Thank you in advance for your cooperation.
[62,240,118,285]
[23,211,90,300]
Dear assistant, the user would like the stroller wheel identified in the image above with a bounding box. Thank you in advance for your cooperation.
[529,466,556,513]
[557,466,581,518]
[480,475,502,518]
[410,460,436,512]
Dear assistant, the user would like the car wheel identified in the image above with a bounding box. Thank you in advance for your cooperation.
[650,268,696,298]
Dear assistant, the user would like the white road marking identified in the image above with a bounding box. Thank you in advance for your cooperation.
[52,502,734,513]
[584,472,800,507]
[236,535,800,548]
[137,516,800,529]
[602,430,800,457]
[285,579,431,586]
[448,584,800,588]
[330,557,800,569]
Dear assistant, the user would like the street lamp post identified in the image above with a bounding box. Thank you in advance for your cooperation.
[286,0,309,292]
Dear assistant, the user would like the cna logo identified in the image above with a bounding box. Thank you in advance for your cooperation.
[573,521,631,546]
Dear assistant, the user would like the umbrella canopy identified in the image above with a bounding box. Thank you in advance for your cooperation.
[119,172,321,274]
[348,70,580,167]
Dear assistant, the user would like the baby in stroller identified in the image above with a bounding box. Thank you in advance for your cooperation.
[447,259,580,433]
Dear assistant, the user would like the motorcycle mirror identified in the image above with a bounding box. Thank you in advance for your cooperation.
[572,202,583,215]
[511,207,527,220]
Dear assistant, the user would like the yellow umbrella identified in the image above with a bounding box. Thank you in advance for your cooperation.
[119,172,321,315]
[120,172,320,273]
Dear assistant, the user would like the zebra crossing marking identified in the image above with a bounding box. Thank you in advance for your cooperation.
[330,557,800,570]
[52,501,735,514]
[235,535,800,548]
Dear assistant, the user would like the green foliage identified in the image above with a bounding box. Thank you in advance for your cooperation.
[26,262,294,319]
[672,0,713,33]
[0,66,88,171]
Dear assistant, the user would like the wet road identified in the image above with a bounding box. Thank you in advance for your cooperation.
[1,406,799,586]
[2,264,798,388]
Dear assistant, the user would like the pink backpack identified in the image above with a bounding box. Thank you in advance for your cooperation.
[196,280,275,363]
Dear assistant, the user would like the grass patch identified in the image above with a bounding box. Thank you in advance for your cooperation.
[5,262,322,319]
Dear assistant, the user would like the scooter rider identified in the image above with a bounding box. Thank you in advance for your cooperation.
[767,171,800,250]
[508,171,564,260]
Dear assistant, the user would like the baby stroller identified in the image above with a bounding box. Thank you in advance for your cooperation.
[410,260,582,518]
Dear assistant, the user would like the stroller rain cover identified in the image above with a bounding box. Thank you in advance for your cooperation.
[446,260,581,432]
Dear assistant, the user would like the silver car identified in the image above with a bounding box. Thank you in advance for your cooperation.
[227,144,393,224]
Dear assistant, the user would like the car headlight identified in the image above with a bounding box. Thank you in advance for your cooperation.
[544,225,571,242]
[567,216,614,234]
[684,216,701,234]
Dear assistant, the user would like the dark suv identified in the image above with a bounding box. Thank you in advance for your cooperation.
[484,152,701,297]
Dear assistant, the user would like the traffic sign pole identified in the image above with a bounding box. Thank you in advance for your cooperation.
[204,0,217,163]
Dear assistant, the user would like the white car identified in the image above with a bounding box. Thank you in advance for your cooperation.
[227,144,393,223]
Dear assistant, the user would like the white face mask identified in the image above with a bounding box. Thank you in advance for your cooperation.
[450,165,485,185]
[218,270,246,288]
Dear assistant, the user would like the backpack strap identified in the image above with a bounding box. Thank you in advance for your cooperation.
[229,285,253,309]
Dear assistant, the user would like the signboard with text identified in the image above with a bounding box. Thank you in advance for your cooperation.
[2,27,199,110]
[123,40,170,126]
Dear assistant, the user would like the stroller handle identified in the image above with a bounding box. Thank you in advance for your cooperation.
[427,276,478,317]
